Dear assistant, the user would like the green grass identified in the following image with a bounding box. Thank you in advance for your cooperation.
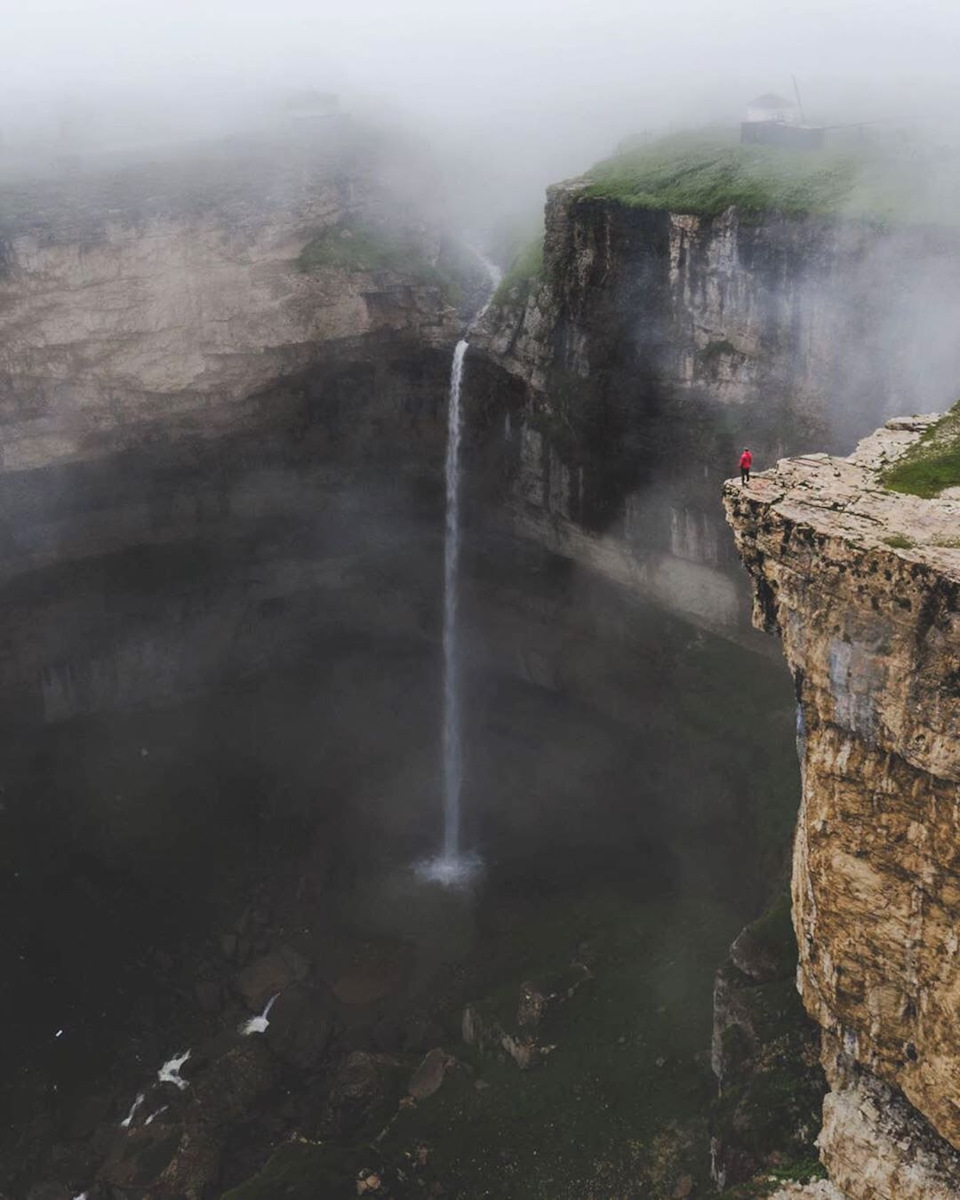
[882,533,916,549]
[492,233,544,306]
[577,129,919,222]
[881,402,960,498]
[297,221,444,282]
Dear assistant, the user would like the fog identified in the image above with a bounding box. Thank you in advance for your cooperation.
[3,2,960,1195]
[4,0,960,228]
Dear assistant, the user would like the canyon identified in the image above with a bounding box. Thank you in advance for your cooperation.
[2,120,959,1200]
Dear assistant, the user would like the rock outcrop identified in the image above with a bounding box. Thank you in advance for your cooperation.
[723,418,960,1198]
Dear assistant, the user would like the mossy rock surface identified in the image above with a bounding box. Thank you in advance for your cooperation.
[712,893,826,1189]
[577,128,943,223]
[881,401,960,498]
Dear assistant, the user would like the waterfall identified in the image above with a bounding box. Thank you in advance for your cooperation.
[442,339,469,863]
[418,339,478,886]
[418,252,500,887]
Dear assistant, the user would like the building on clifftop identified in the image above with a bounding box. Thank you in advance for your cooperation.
[741,92,826,150]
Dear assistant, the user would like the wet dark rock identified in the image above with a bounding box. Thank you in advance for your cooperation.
[63,1091,114,1141]
[98,1039,280,1198]
[319,1051,401,1140]
[369,1016,404,1053]
[331,965,401,1008]
[195,980,223,1014]
[462,1004,536,1070]
[407,1049,452,1101]
[237,945,310,1011]
[264,983,333,1070]
[462,964,592,1071]
[401,1017,446,1055]
[729,921,791,984]
[26,1185,71,1200]
[711,901,826,1189]
[516,981,546,1030]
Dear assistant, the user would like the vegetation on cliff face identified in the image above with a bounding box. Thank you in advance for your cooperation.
[881,401,960,497]
[298,220,442,280]
[577,130,918,221]
[492,233,544,306]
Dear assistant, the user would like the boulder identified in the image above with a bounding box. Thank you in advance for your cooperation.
[265,984,333,1070]
[237,945,310,1011]
[319,1052,400,1139]
[407,1048,452,1101]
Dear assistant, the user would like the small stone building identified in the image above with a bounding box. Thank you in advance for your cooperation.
[741,92,825,150]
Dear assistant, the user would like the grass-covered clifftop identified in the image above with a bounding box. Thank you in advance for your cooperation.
[576,129,933,223]
[882,401,960,497]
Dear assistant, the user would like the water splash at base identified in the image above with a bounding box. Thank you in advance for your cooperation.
[414,851,483,889]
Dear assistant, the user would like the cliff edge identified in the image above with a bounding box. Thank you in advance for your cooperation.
[723,418,960,1199]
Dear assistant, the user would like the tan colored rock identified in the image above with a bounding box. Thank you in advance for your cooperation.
[724,418,960,1196]
[765,1183,846,1199]
[0,132,459,472]
[817,1034,960,1199]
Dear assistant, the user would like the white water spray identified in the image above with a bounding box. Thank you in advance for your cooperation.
[158,1049,191,1090]
[240,992,279,1036]
[119,1092,145,1129]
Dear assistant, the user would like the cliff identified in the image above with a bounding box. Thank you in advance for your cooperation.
[723,418,960,1199]
[466,170,960,636]
[0,120,470,472]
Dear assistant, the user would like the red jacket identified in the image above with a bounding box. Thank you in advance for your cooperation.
[739,450,753,470]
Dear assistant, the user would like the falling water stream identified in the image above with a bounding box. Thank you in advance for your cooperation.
[418,258,499,885]
[442,339,469,863]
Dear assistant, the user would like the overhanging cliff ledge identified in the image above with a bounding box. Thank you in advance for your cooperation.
[723,417,960,1199]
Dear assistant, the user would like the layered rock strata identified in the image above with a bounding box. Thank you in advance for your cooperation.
[723,417,960,1197]
[481,191,960,446]
[0,121,464,471]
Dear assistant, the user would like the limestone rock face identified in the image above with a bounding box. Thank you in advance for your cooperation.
[0,124,461,471]
[480,190,960,444]
[723,419,960,1196]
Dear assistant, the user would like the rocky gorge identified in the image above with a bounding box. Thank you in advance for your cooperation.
[0,124,804,1200]
[3,119,960,1200]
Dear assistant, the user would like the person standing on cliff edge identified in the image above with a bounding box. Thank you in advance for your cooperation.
[739,447,753,485]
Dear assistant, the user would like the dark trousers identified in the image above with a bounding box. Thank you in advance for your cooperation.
[740,468,750,484]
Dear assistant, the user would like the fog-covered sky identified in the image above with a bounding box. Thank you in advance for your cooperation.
[4,0,960,225]
[6,0,959,102]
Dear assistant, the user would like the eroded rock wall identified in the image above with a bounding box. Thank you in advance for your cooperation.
[468,188,960,637]
[723,419,960,1198]
[482,189,960,446]
[0,123,462,471]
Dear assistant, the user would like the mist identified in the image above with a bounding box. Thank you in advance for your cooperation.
[4,2,960,1196]
[5,0,960,231]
